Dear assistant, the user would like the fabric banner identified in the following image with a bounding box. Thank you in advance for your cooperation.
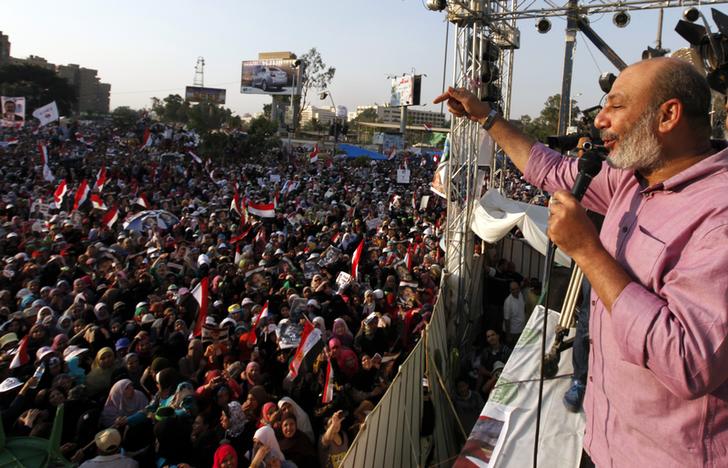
[32,101,59,126]
[454,306,585,468]
[471,189,571,267]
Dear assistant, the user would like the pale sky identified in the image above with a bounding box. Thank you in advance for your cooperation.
[2,0,708,119]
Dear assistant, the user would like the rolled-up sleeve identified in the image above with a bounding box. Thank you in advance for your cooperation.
[610,224,728,400]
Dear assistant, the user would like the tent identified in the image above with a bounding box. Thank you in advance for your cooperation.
[471,189,571,267]
[336,144,389,161]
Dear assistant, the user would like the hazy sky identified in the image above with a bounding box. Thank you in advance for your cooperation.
[2,0,707,119]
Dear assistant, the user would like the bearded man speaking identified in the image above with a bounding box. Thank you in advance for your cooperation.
[435,57,728,467]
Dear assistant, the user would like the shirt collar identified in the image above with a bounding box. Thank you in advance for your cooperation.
[637,145,728,194]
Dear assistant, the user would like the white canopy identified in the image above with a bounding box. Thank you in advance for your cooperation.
[471,189,571,267]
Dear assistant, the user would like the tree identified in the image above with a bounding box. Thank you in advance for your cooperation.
[518,94,580,142]
[240,116,280,158]
[150,94,241,133]
[111,106,140,130]
[0,63,77,116]
[298,48,336,127]
[352,108,378,123]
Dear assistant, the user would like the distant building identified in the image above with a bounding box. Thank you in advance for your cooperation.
[0,31,111,114]
[351,104,446,127]
[300,106,337,126]
[0,32,10,66]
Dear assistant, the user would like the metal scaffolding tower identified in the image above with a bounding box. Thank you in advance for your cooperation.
[193,57,205,87]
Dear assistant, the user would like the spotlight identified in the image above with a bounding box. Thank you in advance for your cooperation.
[613,11,631,28]
[683,7,701,23]
[319,92,329,100]
[425,0,447,11]
[536,18,552,34]
[598,72,617,94]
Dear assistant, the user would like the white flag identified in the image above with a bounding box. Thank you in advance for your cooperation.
[32,102,59,127]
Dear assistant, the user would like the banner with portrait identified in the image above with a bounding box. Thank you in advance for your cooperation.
[1,97,25,128]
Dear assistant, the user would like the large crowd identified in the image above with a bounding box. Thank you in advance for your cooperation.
[0,119,447,468]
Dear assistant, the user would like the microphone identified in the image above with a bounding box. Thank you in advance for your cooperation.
[571,147,604,201]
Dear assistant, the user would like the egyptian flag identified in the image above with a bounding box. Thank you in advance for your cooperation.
[191,277,209,337]
[9,335,30,369]
[403,243,414,272]
[94,166,107,192]
[38,143,49,166]
[234,244,243,264]
[423,122,433,132]
[351,239,364,279]
[247,201,275,218]
[309,144,319,163]
[229,224,253,245]
[387,147,396,161]
[322,358,334,403]
[230,190,244,221]
[53,179,68,208]
[188,150,202,164]
[287,321,323,380]
[134,193,150,209]
[72,180,90,210]
[1,137,19,147]
[90,194,107,210]
[102,205,119,228]
[243,301,269,346]
[140,128,152,149]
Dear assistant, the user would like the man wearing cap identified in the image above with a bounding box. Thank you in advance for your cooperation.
[78,428,138,467]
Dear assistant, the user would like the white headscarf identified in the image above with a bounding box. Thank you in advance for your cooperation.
[253,425,285,461]
[278,396,315,443]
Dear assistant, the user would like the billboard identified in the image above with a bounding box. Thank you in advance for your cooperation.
[1,97,25,128]
[389,74,422,107]
[240,59,302,95]
[185,86,226,104]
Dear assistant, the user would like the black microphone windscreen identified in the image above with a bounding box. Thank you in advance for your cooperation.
[578,150,603,177]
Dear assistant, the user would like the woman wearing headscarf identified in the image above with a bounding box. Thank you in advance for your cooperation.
[169,381,197,418]
[251,425,286,466]
[243,385,269,423]
[332,318,353,348]
[85,347,116,398]
[277,397,315,443]
[51,334,68,355]
[220,401,254,465]
[99,378,148,428]
[277,414,319,468]
[213,443,238,468]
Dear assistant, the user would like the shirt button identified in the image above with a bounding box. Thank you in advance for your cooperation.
[591,300,595,306]
[621,226,628,233]
[589,376,593,382]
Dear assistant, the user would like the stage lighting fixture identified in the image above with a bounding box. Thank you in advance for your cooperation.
[683,7,701,23]
[425,0,447,11]
[536,18,552,34]
[613,11,631,28]
[598,72,616,94]
[676,7,728,94]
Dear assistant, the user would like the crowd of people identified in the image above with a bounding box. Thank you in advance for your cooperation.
[0,118,448,468]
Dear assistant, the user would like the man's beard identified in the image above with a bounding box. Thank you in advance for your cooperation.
[602,109,664,172]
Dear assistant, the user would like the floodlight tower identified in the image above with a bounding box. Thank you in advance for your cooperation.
[194,57,205,87]
[427,0,520,348]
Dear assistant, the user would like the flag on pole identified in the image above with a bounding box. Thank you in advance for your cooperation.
[32,101,59,127]
[188,150,202,164]
[72,180,90,210]
[322,358,334,403]
[38,144,49,166]
[102,205,119,228]
[53,180,67,208]
[9,335,30,369]
[94,166,107,192]
[287,321,322,380]
[140,128,152,149]
[423,122,433,132]
[0,137,19,147]
[309,144,319,163]
[351,239,364,279]
[244,301,268,346]
[90,194,107,210]
[247,201,275,218]
[191,277,209,337]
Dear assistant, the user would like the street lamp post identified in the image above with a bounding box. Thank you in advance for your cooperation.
[289,60,301,151]
[319,90,338,155]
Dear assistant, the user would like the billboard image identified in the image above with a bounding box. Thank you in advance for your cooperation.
[389,74,422,107]
[185,86,226,104]
[1,97,26,128]
[241,59,302,95]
